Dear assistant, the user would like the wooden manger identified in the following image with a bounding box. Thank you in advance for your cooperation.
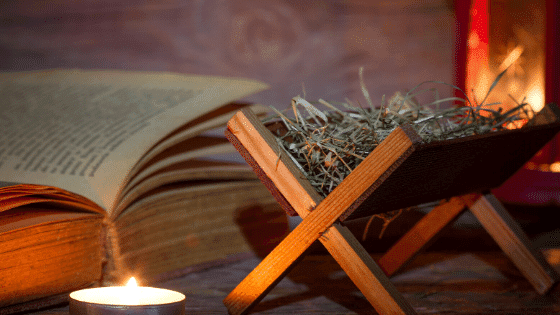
[223,103,560,315]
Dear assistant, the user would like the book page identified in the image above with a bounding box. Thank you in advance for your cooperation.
[113,159,257,218]
[0,69,269,210]
[121,136,236,199]
[128,103,269,178]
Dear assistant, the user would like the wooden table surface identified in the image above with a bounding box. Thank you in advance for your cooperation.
[25,249,560,315]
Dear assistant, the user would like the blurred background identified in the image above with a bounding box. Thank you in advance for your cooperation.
[1,0,559,250]
[0,0,455,109]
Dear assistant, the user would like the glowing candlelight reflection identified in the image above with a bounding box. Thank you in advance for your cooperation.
[69,277,185,306]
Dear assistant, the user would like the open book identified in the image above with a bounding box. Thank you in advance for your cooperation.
[0,69,278,311]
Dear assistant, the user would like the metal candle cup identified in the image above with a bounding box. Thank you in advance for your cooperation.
[69,278,185,315]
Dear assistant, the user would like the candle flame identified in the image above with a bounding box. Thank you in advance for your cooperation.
[120,277,141,305]
[126,277,138,287]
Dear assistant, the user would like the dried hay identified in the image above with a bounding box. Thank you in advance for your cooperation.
[262,67,535,238]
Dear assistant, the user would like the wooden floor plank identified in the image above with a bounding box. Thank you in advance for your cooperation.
[15,250,560,314]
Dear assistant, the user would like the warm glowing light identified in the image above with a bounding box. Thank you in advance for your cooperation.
[126,277,138,287]
[499,45,524,72]
[526,80,545,113]
[505,119,527,130]
[538,164,550,172]
[468,32,480,49]
[550,162,560,173]
[70,276,185,306]
[120,278,140,305]
[526,162,537,170]
[465,0,489,105]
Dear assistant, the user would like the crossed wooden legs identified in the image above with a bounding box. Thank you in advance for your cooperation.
[224,109,420,315]
[224,212,417,315]
[224,192,559,315]
[379,193,559,294]
[224,108,559,314]
[378,194,476,277]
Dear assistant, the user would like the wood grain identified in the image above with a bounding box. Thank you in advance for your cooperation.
[378,191,560,295]
[11,249,560,314]
[224,105,560,313]
[321,223,416,315]
[339,104,560,220]
[378,194,478,277]
[224,108,418,315]
[466,193,560,294]
[226,108,321,216]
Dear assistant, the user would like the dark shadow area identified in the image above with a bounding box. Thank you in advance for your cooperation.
[233,203,290,259]
[251,253,373,315]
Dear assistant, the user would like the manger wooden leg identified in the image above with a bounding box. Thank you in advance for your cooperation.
[468,193,559,294]
[223,212,327,315]
[225,109,421,314]
[378,194,478,277]
[322,223,417,315]
[224,219,417,315]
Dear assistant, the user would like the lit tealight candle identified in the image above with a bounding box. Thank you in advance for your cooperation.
[69,277,185,315]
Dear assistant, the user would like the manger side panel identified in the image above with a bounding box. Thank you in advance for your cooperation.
[225,129,299,216]
[344,123,560,221]
[226,109,322,216]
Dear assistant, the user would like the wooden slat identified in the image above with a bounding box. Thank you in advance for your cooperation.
[223,205,333,315]
[322,223,417,315]
[378,191,560,295]
[223,218,417,315]
[378,194,478,277]
[467,193,560,294]
[224,108,418,315]
[226,108,322,215]
[226,108,423,220]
